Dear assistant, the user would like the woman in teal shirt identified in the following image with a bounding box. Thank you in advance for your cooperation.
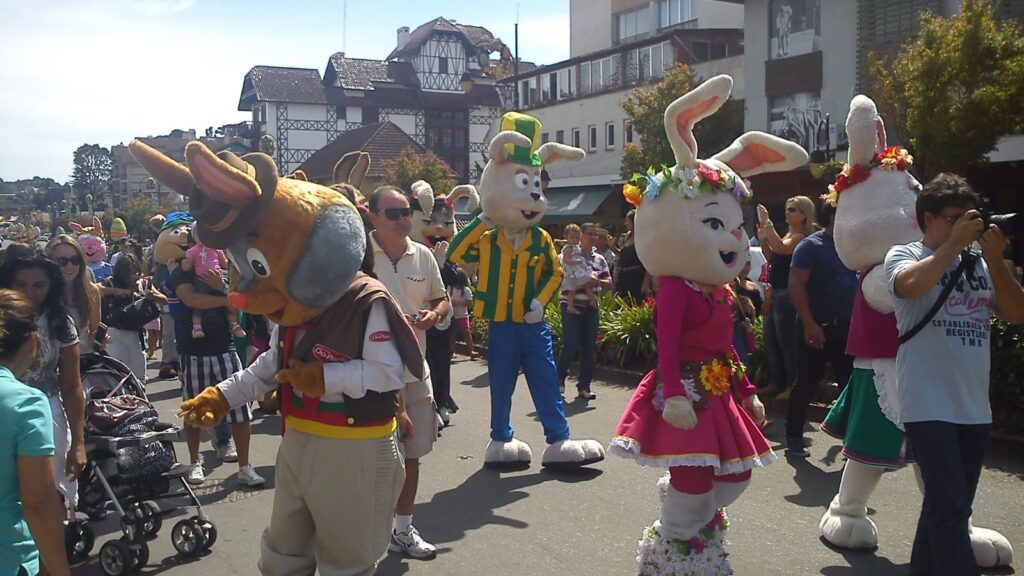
[0,289,70,576]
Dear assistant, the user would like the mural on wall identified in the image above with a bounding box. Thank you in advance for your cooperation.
[769,0,821,59]
[769,92,822,152]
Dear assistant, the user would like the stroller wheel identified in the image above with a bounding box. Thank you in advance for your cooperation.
[140,501,162,539]
[99,539,132,576]
[65,522,95,563]
[171,518,206,558]
[123,537,149,571]
[194,517,217,550]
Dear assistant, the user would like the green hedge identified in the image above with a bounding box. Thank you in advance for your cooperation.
[990,319,1024,436]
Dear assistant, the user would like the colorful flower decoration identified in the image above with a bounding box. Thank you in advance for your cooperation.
[700,359,733,397]
[622,162,752,207]
[825,146,914,203]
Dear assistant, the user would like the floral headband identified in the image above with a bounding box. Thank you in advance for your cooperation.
[823,146,914,204]
[623,162,751,208]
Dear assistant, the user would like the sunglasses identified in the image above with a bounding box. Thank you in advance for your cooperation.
[56,256,83,267]
[785,206,799,213]
[376,207,414,221]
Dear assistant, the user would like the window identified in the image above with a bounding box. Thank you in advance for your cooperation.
[572,128,581,148]
[588,125,597,151]
[557,67,575,99]
[556,129,565,143]
[546,72,558,102]
[623,120,634,144]
[606,122,615,149]
[580,62,591,95]
[439,57,449,74]
[519,78,536,108]
[542,132,550,144]
[616,6,650,43]
[659,0,697,28]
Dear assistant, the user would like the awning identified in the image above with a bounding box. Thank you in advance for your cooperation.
[541,185,615,223]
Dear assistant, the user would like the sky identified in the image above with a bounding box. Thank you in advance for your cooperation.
[0,0,570,182]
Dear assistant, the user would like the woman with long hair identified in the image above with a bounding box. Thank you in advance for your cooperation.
[0,244,87,517]
[46,235,103,353]
[102,253,167,382]
[756,195,817,398]
[0,289,72,576]
[447,267,478,360]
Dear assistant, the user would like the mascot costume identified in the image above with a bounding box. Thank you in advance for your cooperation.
[447,111,605,469]
[818,95,1013,568]
[110,217,128,242]
[150,211,192,380]
[408,179,480,422]
[610,75,806,575]
[132,139,424,576]
[70,216,111,282]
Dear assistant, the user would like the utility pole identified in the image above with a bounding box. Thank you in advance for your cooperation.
[513,3,520,110]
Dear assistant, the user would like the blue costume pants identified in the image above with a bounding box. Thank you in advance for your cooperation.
[487,321,570,444]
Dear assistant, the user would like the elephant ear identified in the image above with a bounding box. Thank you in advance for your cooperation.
[664,74,733,168]
[712,132,809,177]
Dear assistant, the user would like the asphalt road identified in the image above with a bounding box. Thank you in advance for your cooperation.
[70,357,1022,575]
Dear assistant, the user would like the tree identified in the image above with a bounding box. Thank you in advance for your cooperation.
[71,144,113,205]
[620,64,745,180]
[869,0,1024,182]
[381,147,457,195]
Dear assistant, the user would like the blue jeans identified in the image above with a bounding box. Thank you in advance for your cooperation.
[556,302,599,390]
[214,421,231,448]
[763,288,798,390]
[487,321,570,444]
[904,420,991,576]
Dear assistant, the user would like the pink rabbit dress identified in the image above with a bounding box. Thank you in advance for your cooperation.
[611,277,775,475]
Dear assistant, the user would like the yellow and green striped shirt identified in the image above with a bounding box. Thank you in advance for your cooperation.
[447,217,564,323]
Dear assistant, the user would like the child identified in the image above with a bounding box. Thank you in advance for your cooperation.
[560,223,597,314]
[181,236,245,338]
[447,267,478,360]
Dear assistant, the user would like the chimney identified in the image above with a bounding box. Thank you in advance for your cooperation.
[397,26,410,51]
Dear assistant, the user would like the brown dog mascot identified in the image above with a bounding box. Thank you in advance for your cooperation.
[131,139,423,576]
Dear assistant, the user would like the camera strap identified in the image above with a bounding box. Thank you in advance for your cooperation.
[898,251,976,345]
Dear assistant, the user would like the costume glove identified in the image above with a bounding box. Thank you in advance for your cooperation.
[662,395,698,430]
[742,395,766,428]
[180,387,230,428]
[276,359,326,398]
[524,298,545,323]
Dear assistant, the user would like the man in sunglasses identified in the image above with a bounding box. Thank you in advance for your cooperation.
[366,185,449,561]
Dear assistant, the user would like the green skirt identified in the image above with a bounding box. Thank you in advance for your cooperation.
[821,368,911,468]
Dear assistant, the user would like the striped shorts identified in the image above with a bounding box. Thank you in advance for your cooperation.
[179,352,253,425]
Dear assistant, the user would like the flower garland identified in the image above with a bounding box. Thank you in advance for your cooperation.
[643,509,730,557]
[700,360,733,397]
[824,146,913,203]
[622,162,752,208]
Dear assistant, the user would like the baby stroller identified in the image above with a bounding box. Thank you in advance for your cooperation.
[68,352,218,575]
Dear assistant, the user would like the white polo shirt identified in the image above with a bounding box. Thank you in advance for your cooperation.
[370,232,446,397]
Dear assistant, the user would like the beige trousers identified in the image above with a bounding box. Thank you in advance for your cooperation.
[258,430,405,576]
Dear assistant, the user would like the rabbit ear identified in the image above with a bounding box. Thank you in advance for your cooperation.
[537,142,585,164]
[876,116,887,151]
[449,184,480,213]
[846,95,881,167]
[711,132,809,177]
[410,180,435,215]
[349,153,371,190]
[664,75,733,168]
[487,131,533,165]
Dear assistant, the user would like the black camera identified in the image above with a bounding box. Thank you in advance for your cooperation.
[977,209,1020,235]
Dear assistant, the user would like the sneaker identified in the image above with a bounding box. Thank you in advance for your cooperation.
[437,406,450,428]
[186,461,205,485]
[236,464,266,487]
[389,526,437,559]
[577,387,597,400]
[787,436,809,457]
[446,396,459,413]
[216,440,239,463]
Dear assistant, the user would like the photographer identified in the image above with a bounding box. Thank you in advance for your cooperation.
[884,173,1024,575]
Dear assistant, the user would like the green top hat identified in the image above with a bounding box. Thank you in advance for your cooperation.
[499,112,542,166]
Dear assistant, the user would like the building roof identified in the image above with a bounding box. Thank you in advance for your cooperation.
[238,66,326,110]
[386,17,503,61]
[326,53,393,90]
[296,122,425,184]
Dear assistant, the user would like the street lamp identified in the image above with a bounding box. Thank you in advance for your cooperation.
[808,113,838,180]
[145,177,157,205]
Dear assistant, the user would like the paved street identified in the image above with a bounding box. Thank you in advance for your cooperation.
[71,357,1022,575]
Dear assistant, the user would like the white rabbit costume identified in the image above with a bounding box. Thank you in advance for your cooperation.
[818,95,1013,568]
[610,76,806,575]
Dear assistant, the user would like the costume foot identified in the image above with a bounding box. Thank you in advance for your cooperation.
[638,516,732,576]
[819,496,878,550]
[484,438,532,469]
[970,524,1014,568]
[540,439,605,469]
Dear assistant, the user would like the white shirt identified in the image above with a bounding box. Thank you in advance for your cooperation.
[217,300,406,408]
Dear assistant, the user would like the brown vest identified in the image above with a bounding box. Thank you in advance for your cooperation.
[279,272,423,425]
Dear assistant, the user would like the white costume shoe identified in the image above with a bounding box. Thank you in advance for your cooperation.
[638,487,732,575]
[970,522,1014,568]
[483,438,532,468]
[819,460,883,549]
[541,439,605,469]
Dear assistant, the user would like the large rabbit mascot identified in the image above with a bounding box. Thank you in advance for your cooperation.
[447,112,606,469]
[408,179,479,266]
[819,95,1013,568]
[610,75,806,575]
[131,139,425,575]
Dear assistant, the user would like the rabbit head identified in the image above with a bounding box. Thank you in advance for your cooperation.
[632,75,808,285]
